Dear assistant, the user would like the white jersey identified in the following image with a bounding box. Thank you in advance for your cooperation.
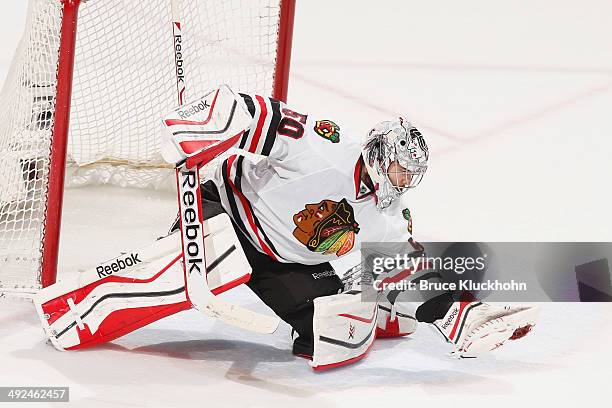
[211,93,415,265]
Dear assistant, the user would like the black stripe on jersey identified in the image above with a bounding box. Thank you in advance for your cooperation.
[239,94,256,149]
[234,156,283,260]
[221,157,250,239]
[239,129,251,150]
[240,93,256,117]
[234,155,245,188]
[261,98,281,156]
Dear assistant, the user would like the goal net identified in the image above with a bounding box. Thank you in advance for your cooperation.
[0,0,294,295]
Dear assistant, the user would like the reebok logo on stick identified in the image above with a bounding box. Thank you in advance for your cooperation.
[179,169,205,278]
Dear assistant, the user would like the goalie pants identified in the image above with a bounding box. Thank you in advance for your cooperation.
[200,181,343,355]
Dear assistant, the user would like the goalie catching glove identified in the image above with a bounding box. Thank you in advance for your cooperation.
[418,293,539,358]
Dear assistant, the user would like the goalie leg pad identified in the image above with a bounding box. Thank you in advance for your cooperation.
[311,292,377,371]
[199,212,252,295]
[34,253,189,351]
[34,212,253,350]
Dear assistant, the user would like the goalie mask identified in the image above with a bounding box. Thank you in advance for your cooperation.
[362,117,429,210]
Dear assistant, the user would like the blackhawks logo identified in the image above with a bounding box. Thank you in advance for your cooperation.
[314,120,340,143]
[292,198,360,256]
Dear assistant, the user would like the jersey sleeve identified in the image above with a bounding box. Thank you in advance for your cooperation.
[237,93,283,157]
[238,93,324,160]
[236,93,361,175]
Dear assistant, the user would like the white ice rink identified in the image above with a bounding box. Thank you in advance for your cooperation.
[1,1,612,407]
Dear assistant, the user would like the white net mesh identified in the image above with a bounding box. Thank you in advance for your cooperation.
[0,0,286,294]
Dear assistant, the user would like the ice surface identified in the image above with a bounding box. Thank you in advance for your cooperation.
[1,1,611,407]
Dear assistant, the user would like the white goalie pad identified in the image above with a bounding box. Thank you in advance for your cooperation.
[311,292,378,371]
[161,85,252,165]
[199,213,253,293]
[34,252,188,351]
[33,213,254,350]
[66,213,250,295]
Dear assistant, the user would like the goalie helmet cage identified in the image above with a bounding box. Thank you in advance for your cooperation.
[0,0,296,296]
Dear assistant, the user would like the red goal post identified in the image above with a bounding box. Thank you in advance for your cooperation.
[0,0,296,295]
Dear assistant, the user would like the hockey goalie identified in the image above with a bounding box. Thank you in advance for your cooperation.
[34,85,538,370]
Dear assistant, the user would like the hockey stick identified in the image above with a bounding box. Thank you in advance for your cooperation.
[170,2,279,334]
[175,164,279,334]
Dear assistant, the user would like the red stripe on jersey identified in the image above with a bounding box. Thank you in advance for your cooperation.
[249,95,268,153]
[225,156,278,261]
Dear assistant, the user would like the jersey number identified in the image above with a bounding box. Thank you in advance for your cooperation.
[278,108,307,139]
